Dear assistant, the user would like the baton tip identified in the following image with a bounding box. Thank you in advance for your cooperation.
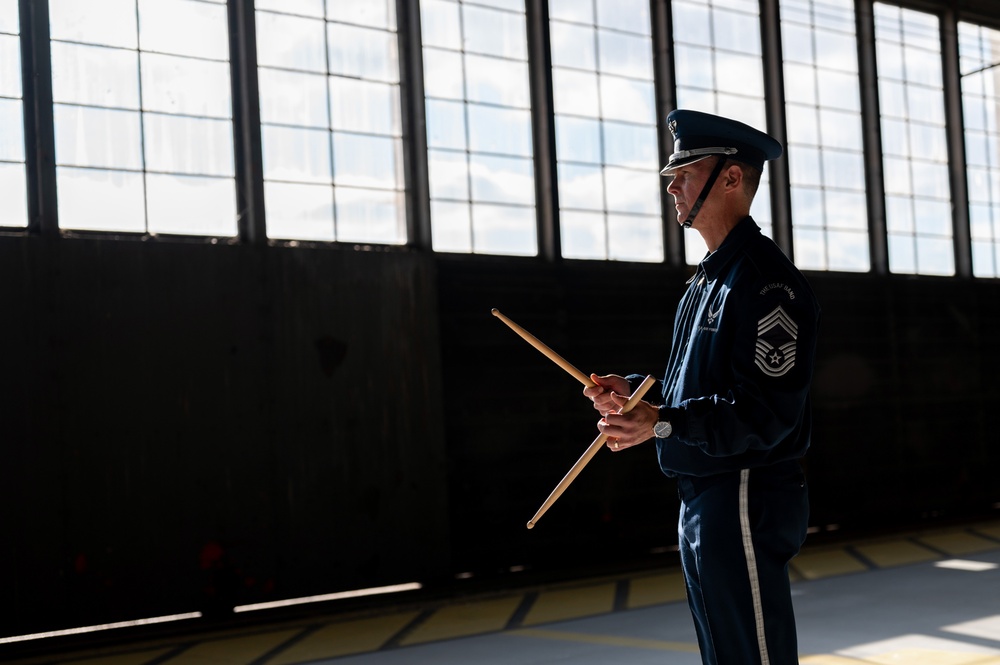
[526,521,535,529]
[491,308,499,316]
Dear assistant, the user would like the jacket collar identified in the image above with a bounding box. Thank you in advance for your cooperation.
[699,216,759,281]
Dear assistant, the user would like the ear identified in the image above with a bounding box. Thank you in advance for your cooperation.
[722,164,743,192]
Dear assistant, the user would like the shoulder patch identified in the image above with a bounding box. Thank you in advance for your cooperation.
[755,305,798,377]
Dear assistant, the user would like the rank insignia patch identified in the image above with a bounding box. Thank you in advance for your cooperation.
[755,305,798,377]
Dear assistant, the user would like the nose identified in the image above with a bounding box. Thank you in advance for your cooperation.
[666,174,679,196]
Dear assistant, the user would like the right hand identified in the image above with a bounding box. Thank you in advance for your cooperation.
[582,373,632,416]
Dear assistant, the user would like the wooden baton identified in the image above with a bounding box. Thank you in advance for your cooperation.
[491,308,595,387]
[526,375,657,529]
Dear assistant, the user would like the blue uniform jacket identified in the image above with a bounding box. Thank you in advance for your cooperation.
[631,217,821,478]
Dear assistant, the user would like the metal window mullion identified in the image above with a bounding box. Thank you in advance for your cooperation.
[227,0,267,245]
[650,0,681,267]
[19,0,58,235]
[940,7,972,278]
[396,0,431,250]
[525,0,560,262]
[759,0,793,258]
[856,0,888,275]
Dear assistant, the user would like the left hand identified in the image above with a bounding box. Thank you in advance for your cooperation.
[597,393,659,451]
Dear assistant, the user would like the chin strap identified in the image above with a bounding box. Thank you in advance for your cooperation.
[682,156,729,229]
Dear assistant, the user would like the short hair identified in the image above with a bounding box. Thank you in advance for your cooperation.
[724,160,763,200]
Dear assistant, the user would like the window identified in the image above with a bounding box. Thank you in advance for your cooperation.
[959,21,1000,279]
[874,3,953,276]
[780,0,869,272]
[422,0,537,256]
[48,0,236,236]
[256,0,405,244]
[548,0,662,262]
[0,0,27,228]
[671,0,771,264]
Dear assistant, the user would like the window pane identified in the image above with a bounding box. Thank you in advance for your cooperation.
[425,0,535,255]
[334,187,403,244]
[0,5,26,228]
[264,181,334,241]
[262,125,332,184]
[327,23,399,83]
[0,97,24,162]
[50,42,139,109]
[54,105,143,170]
[257,6,405,244]
[959,20,1000,277]
[332,133,400,189]
[471,203,536,256]
[0,163,28,227]
[56,167,146,232]
[50,0,237,236]
[143,114,234,177]
[467,105,533,157]
[138,0,229,60]
[258,69,328,128]
[146,174,237,236]
[255,12,327,72]
[875,3,952,275]
[140,53,231,118]
[561,211,607,260]
[49,0,138,49]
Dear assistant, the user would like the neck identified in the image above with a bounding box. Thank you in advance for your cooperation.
[696,210,747,252]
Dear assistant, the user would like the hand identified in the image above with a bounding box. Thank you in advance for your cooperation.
[597,394,658,452]
[582,373,631,416]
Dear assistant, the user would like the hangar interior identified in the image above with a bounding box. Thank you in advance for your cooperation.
[2,0,1000,661]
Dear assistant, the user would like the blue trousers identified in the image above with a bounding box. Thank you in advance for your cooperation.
[677,461,809,665]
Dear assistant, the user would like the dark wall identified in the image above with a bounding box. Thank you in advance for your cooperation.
[0,236,449,635]
[2,236,999,639]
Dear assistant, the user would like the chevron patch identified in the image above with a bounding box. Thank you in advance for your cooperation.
[755,305,798,377]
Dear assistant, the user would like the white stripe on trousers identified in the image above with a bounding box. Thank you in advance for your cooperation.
[739,468,770,665]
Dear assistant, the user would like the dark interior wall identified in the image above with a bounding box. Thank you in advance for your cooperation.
[0,236,450,635]
[2,235,999,638]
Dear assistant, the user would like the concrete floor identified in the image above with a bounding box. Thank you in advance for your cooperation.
[5,521,1000,664]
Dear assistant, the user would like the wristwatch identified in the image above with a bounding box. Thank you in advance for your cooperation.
[653,420,673,438]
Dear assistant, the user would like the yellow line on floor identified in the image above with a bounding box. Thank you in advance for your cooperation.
[512,627,700,653]
[792,548,869,580]
[56,649,176,665]
[400,595,523,646]
[862,650,1000,665]
[800,656,873,664]
[626,571,686,609]
[521,583,616,626]
[854,540,939,568]
[160,628,301,664]
[917,531,1000,556]
[266,612,420,664]
[972,522,1000,541]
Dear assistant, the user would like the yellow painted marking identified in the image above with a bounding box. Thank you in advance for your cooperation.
[791,549,868,580]
[522,583,615,626]
[854,540,939,568]
[161,628,300,663]
[918,531,1000,555]
[972,523,1000,541]
[513,627,700,653]
[400,595,523,645]
[864,650,1000,665]
[800,656,873,664]
[267,612,420,664]
[60,650,176,665]
[627,571,687,609]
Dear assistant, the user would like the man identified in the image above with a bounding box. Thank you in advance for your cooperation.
[585,109,820,665]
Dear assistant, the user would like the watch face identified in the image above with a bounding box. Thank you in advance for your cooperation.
[654,421,672,438]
